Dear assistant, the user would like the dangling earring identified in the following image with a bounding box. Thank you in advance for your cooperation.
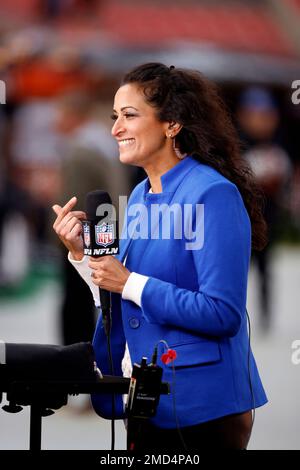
[172,136,187,160]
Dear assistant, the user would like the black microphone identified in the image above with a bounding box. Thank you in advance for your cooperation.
[83,190,119,336]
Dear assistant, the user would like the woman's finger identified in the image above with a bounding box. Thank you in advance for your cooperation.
[65,223,83,241]
[69,210,86,219]
[54,210,85,228]
[91,277,122,292]
[52,204,61,216]
[88,256,114,269]
[52,197,78,227]
[55,211,85,234]
[59,216,83,238]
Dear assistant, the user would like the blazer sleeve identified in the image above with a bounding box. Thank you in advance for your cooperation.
[140,181,251,338]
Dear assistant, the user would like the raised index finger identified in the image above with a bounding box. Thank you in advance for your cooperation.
[53,196,78,223]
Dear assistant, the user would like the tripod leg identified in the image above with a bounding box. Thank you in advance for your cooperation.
[30,405,42,451]
[127,418,145,451]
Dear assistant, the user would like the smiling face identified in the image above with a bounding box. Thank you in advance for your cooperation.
[111,83,171,169]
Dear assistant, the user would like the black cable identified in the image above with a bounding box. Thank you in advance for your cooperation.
[103,309,115,451]
[170,309,256,450]
[246,308,256,431]
[155,313,256,452]
[150,346,158,366]
[171,362,189,452]
[153,340,188,451]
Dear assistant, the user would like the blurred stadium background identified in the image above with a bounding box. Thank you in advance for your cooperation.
[0,0,299,450]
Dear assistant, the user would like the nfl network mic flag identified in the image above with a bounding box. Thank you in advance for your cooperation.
[83,219,119,256]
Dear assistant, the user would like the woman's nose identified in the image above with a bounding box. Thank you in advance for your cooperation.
[111,118,125,137]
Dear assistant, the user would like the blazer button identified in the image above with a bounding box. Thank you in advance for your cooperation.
[129,317,140,329]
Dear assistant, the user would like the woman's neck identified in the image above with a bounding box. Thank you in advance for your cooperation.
[144,153,180,193]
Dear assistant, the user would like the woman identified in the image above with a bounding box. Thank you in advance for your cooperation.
[52,63,268,450]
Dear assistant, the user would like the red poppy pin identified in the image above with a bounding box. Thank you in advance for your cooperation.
[161,348,177,365]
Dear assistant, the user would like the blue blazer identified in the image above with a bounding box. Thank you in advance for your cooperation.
[92,156,267,428]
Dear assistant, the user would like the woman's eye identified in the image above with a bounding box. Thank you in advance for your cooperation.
[110,113,136,121]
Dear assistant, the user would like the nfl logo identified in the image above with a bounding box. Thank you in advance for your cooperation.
[83,223,90,248]
[95,222,114,247]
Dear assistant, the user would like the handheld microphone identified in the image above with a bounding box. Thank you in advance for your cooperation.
[83,190,119,336]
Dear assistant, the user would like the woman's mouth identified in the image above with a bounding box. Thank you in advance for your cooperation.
[118,138,135,147]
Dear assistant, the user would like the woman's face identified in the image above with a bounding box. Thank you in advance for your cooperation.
[111,83,169,167]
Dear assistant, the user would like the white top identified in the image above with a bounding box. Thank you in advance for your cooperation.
[69,188,153,405]
[68,252,149,403]
[68,253,149,309]
[0,340,6,364]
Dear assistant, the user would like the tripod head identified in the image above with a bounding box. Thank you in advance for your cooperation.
[0,341,98,414]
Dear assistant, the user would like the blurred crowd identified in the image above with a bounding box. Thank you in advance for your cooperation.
[0,25,136,344]
[235,86,295,331]
[1,5,300,341]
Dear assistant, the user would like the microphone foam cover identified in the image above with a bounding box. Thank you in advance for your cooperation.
[85,190,112,221]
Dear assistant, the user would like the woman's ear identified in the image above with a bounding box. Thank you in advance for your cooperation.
[168,121,183,136]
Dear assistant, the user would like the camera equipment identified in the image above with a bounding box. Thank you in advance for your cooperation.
[125,357,163,419]
[0,341,169,450]
[0,341,99,450]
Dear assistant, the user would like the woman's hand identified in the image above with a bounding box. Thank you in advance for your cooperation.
[88,256,131,294]
[52,196,86,261]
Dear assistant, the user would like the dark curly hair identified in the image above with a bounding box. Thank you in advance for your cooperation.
[122,62,267,251]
